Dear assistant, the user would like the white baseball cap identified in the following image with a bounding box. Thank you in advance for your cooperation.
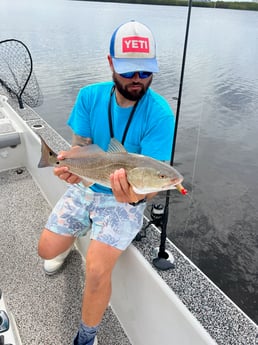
[110,20,159,74]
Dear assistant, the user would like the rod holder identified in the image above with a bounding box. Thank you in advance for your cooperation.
[152,247,175,271]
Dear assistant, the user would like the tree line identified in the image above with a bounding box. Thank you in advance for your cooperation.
[73,0,258,11]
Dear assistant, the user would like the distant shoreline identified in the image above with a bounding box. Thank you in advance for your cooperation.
[73,0,258,11]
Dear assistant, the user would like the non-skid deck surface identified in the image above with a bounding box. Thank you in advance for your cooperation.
[1,88,257,345]
[0,168,130,345]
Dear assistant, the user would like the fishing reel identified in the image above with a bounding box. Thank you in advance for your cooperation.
[149,203,165,227]
[134,203,165,241]
[135,203,175,271]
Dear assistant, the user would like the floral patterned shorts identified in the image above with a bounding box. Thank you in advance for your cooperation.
[45,183,146,250]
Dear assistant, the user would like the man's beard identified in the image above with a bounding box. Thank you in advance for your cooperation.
[113,73,152,101]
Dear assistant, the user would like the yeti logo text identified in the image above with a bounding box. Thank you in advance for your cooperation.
[122,36,150,53]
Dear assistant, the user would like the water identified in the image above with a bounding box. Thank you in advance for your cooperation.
[1,0,258,324]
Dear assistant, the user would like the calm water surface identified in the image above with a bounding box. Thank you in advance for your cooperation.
[1,0,258,323]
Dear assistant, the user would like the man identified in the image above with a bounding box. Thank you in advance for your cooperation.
[38,20,175,345]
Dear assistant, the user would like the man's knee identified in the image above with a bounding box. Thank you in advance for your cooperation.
[85,241,122,292]
[87,270,108,294]
[85,256,112,293]
[38,231,54,259]
[38,241,57,259]
[38,228,74,259]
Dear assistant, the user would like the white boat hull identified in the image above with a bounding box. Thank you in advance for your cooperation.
[0,93,257,345]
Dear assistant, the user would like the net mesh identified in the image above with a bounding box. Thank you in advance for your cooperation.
[0,39,43,108]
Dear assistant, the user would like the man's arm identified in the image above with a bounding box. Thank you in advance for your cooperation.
[72,134,92,147]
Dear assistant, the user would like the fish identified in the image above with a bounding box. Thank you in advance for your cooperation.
[37,136,185,194]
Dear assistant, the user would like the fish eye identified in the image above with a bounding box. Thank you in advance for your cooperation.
[158,173,167,179]
[56,161,60,165]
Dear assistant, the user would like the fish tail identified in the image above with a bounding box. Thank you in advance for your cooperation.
[37,135,58,168]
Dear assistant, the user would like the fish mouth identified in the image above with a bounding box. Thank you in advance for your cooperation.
[162,178,182,190]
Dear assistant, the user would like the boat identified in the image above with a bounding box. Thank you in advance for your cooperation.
[0,40,257,345]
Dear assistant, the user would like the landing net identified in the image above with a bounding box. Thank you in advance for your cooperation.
[0,39,43,108]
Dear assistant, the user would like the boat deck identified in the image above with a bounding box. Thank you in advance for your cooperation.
[0,167,130,345]
[0,89,258,345]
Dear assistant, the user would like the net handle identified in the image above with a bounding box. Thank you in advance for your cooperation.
[0,39,33,108]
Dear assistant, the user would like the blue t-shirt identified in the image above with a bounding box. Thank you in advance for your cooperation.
[67,81,175,193]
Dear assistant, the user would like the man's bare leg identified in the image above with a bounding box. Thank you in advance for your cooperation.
[38,228,75,259]
[82,240,123,326]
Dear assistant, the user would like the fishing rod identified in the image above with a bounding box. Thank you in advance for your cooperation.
[152,0,193,271]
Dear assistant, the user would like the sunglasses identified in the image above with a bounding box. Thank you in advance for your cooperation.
[119,71,153,79]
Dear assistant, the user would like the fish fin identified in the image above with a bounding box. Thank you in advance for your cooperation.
[81,177,110,189]
[67,144,105,158]
[132,185,177,194]
[37,135,58,168]
[107,138,127,153]
[132,186,157,194]
[81,179,94,188]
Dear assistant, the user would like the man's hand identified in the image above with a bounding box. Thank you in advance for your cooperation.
[110,168,146,203]
[53,147,82,184]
